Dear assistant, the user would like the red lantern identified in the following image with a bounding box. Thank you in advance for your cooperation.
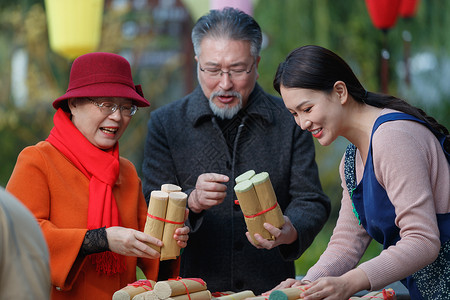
[399,0,420,87]
[365,0,402,94]
[399,0,420,18]
[365,0,402,31]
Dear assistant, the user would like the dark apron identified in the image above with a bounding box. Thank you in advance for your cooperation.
[344,113,450,300]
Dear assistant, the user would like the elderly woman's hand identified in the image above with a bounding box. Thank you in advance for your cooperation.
[106,226,162,259]
[106,208,190,259]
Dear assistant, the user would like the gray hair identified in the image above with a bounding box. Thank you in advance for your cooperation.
[191,7,262,59]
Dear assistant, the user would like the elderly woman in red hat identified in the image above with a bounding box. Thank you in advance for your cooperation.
[6,52,189,300]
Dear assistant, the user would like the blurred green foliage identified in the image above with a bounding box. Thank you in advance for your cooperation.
[0,0,449,277]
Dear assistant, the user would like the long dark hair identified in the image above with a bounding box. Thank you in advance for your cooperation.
[273,45,449,149]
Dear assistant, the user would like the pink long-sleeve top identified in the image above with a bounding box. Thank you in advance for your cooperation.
[303,109,450,290]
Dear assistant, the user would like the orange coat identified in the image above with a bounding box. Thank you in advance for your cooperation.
[7,141,177,300]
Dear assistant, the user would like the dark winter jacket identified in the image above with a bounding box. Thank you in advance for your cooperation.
[142,83,330,295]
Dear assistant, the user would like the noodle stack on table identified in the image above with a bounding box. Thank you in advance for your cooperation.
[152,278,211,300]
[113,280,156,300]
[267,287,396,300]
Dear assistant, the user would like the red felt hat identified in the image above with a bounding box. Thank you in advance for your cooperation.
[52,52,150,109]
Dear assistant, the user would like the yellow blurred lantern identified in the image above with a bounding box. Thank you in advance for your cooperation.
[181,0,260,22]
[44,0,104,60]
[180,0,209,22]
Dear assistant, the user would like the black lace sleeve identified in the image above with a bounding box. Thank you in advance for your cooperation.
[79,227,110,257]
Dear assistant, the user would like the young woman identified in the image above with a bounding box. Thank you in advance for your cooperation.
[271,45,449,300]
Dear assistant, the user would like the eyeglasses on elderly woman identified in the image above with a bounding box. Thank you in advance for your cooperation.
[86,97,138,117]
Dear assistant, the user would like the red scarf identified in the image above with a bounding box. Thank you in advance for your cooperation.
[46,108,125,275]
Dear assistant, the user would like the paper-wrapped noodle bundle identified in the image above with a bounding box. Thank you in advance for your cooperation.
[234,179,270,244]
[251,172,285,230]
[161,184,182,194]
[214,290,255,300]
[234,171,285,244]
[154,278,207,299]
[144,191,169,252]
[113,279,156,300]
[349,288,396,300]
[160,191,187,260]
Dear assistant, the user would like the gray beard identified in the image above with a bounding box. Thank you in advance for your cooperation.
[209,91,243,119]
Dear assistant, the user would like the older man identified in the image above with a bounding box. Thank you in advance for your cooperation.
[142,8,330,295]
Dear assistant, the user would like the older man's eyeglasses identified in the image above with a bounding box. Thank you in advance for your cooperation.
[199,62,255,80]
[87,98,138,117]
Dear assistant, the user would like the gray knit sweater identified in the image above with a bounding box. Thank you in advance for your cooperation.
[304,109,450,291]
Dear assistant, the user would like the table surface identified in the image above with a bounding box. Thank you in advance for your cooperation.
[296,276,411,299]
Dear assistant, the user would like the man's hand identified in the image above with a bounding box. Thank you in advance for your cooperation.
[245,216,298,249]
[173,208,190,248]
[188,173,229,213]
